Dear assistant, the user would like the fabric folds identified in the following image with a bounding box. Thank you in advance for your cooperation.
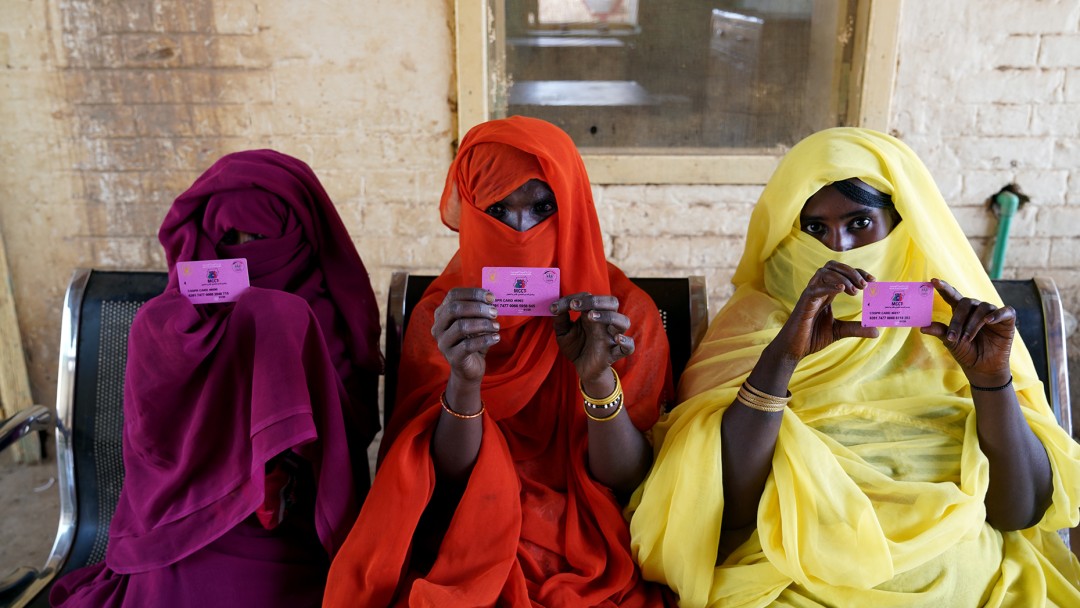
[628,128,1080,607]
[52,150,380,607]
[325,117,672,607]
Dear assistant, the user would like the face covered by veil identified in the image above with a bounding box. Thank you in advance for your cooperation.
[629,128,1080,608]
[107,150,380,573]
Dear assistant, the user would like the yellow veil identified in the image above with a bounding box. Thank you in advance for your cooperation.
[629,128,1080,607]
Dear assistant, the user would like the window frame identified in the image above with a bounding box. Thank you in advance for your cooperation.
[454,0,900,185]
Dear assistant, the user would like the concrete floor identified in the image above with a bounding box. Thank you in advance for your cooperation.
[0,450,61,578]
[0,434,381,586]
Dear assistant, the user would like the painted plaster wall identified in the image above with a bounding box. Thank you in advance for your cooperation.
[0,0,458,415]
[1,0,1079,417]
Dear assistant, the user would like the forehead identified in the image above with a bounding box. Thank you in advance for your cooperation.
[497,179,553,204]
[801,185,886,219]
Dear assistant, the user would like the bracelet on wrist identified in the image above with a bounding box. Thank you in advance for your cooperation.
[580,368,622,407]
[581,368,624,421]
[970,375,1013,392]
[735,381,791,413]
[585,397,623,422]
[440,391,485,419]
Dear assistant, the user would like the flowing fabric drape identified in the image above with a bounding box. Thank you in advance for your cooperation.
[52,150,380,608]
[325,117,673,607]
[628,128,1080,607]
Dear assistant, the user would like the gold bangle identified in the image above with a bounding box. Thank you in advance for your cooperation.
[585,393,623,414]
[742,381,792,404]
[580,368,623,407]
[585,398,623,421]
[737,385,787,409]
[736,395,785,413]
[736,383,788,413]
[440,391,484,419]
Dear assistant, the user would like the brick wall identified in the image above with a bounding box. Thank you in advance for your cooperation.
[887,0,1080,402]
[891,2,1079,288]
[1,0,1079,415]
[1,0,457,411]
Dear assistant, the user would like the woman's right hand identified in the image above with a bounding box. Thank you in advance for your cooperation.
[772,261,880,361]
[432,288,501,384]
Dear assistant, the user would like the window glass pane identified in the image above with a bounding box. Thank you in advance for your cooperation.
[492,0,859,153]
[536,0,638,27]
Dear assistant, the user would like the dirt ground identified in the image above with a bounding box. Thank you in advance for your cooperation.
[0,447,61,578]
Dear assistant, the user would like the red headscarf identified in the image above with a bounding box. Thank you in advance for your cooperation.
[325,117,672,606]
[106,150,378,573]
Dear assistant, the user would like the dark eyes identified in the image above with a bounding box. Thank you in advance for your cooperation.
[484,198,558,218]
[219,229,266,245]
[533,198,557,216]
[219,230,242,245]
[802,217,872,235]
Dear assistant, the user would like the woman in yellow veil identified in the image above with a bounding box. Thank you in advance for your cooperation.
[629,127,1080,607]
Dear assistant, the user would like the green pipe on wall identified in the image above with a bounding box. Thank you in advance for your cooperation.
[988,190,1020,280]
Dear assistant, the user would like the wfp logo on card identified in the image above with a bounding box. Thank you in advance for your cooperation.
[543,270,557,283]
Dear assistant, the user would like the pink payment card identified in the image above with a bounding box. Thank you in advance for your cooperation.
[482,267,560,316]
[862,281,934,327]
[178,258,251,304]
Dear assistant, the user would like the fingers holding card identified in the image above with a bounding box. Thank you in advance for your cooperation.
[862,281,934,327]
[482,267,560,316]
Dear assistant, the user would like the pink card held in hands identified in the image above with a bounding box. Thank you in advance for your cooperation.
[862,281,934,327]
[482,266,560,316]
[178,258,251,304]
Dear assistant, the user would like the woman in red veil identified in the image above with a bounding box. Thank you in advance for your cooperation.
[324,117,673,607]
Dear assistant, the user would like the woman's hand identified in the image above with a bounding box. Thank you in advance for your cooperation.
[432,288,501,385]
[431,288,495,478]
[772,261,880,362]
[551,293,634,387]
[921,278,1015,386]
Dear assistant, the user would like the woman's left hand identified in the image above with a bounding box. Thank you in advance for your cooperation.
[551,292,634,386]
[921,278,1015,385]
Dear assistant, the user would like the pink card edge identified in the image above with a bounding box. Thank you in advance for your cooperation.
[481,266,560,317]
[861,281,934,327]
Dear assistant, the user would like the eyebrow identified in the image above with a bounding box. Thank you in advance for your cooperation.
[801,209,876,222]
